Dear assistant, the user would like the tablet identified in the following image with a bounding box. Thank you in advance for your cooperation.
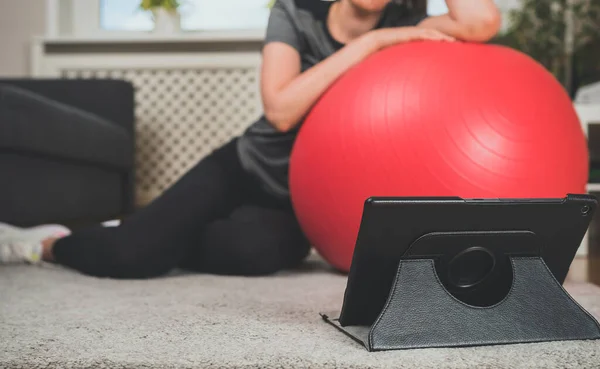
[337,194,597,327]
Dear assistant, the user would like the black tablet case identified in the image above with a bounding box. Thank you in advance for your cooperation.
[321,197,600,351]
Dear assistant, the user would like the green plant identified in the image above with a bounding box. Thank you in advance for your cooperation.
[139,0,181,12]
[491,0,600,98]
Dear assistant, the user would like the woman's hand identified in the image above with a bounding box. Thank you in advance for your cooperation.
[369,27,456,50]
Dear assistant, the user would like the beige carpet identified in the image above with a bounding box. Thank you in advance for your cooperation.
[1,257,600,369]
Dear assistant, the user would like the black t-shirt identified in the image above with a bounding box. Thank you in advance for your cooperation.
[237,0,428,200]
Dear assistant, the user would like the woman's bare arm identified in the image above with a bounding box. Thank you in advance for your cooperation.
[261,28,454,132]
[418,0,501,42]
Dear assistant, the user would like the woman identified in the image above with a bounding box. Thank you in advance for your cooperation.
[0,0,500,278]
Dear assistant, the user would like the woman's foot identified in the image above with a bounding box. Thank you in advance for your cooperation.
[0,223,70,264]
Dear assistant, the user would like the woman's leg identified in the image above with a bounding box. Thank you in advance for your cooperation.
[47,138,250,278]
[179,204,311,276]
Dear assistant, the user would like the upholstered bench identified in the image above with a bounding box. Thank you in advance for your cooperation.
[0,79,135,225]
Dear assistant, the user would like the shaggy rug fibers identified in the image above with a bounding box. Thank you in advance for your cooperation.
[2,257,600,369]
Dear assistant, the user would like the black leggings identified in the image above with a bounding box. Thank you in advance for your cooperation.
[52,138,311,279]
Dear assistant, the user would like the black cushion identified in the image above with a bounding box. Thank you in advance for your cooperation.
[0,84,133,169]
[0,153,125,225]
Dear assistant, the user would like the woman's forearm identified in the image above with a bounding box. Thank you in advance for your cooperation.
[262,34,380,132]
[263,27,454,132]
[447,0,501,36]
[419,0,501,42]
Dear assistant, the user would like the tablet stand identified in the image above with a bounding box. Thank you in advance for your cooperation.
[321,231,600,351]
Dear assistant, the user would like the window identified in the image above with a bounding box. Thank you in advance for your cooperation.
[99,0,447,32]
[100,0,271,31]
[427,0,514,16]
[427,0,450,16]
[53,0,514,38]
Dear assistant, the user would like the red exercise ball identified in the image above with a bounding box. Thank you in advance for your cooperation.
[289,41,588,273]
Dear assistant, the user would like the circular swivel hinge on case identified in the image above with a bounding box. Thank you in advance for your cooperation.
[440,245,513,308]
[448,247,496,289]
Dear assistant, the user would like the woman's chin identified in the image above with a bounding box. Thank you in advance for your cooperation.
[349,0,390,13]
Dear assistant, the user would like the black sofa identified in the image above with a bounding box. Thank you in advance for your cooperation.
[0,79,136,226]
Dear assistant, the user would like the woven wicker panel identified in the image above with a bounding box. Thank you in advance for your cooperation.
[61,67,261,206]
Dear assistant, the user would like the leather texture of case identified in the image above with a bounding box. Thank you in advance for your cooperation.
[322,257,600,351]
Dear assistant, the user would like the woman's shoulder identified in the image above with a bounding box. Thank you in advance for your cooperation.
[266,0,333,54]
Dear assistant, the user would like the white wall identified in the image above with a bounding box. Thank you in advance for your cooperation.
[0,0,47,77]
